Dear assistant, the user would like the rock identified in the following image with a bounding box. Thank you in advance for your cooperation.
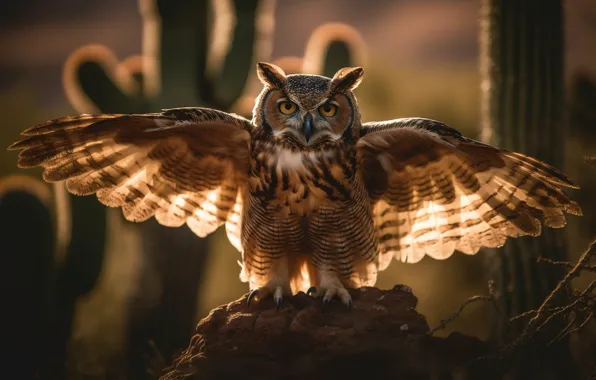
[160,286,494,380]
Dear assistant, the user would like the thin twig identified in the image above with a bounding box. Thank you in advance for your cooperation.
[428,295,494,335]
[548,313,579,346]
[537,257,596,272]
[535,297,584,333]
[509,304,583,322]
[584,156,596,168]
[510,282,595,326]
[550,311,594,346]
[519,240,596,339]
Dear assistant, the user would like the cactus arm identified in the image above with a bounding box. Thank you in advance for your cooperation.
[63,45,145,114]
[320,41,353,79]
[213,0,261,109]
[77,62,145,114]
[302,23,367,75]
[149,0,210,107]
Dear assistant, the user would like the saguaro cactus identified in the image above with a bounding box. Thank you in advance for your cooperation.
[0,174,106,379]
[64,1,272,376]
[1,165,106,379]
[63,0,366,377]
[480,0,574,378]
[569,73,596,239]
[0,176,54,379]
[65,0,271,114]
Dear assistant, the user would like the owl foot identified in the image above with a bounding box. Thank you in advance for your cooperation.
[247,285,284,310]
[306,285,352,309]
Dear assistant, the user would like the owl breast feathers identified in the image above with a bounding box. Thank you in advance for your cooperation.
[8,62,581,307]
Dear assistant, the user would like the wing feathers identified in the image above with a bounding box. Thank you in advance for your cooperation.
[20,114,125,136]
[9,108,252,247]
[504,152,579,189]
[359,119,581,265]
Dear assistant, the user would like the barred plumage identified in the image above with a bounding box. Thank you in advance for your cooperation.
[8,62,581,307]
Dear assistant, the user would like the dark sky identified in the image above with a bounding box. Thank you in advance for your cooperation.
[0,0,141,107]
[0,0,476,109]
[0,0,593,111]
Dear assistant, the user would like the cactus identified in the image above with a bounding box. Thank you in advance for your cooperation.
[0,176,55,378]
[569,73,596,239]
[480,0,575,378]
[62,0,366,377]
[0,175,106,379]
[64,0,269,114]
[63,1,270,376]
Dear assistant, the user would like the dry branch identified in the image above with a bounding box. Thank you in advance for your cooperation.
[428,236,596,378]
[538,257,596,272]
[517,240,596,342]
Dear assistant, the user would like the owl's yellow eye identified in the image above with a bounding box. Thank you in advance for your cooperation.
[278,101,297,115]
[318,103,337,117]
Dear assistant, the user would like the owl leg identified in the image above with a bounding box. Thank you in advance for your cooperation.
[245,254,292,309]
[308,271,352,308]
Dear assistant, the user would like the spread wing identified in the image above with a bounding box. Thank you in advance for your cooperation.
[8,107,251,250]
[357,118,582,267]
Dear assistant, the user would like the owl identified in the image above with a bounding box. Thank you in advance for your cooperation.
[8,62,581,307]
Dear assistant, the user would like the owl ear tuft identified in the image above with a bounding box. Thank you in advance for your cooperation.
[256,62,287,89]
[330,66,364,93]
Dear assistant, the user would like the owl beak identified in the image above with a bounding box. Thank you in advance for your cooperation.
[303,113,313,142]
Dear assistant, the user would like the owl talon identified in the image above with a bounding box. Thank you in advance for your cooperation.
[316,283,353,309]
[247,289,259,306]
[247,285,285,309]
[274,286,283,310]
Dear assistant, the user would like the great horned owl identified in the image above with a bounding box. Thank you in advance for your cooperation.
[9,63,581,307]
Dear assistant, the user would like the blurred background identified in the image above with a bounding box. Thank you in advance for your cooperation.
[1,0,595,379]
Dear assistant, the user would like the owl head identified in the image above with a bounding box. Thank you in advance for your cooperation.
[252,62,364,149]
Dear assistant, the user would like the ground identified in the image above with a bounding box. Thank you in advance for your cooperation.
[160,285,497,380]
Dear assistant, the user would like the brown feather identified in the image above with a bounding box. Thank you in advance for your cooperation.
[9,107,252,242]
[358,118,581,264]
